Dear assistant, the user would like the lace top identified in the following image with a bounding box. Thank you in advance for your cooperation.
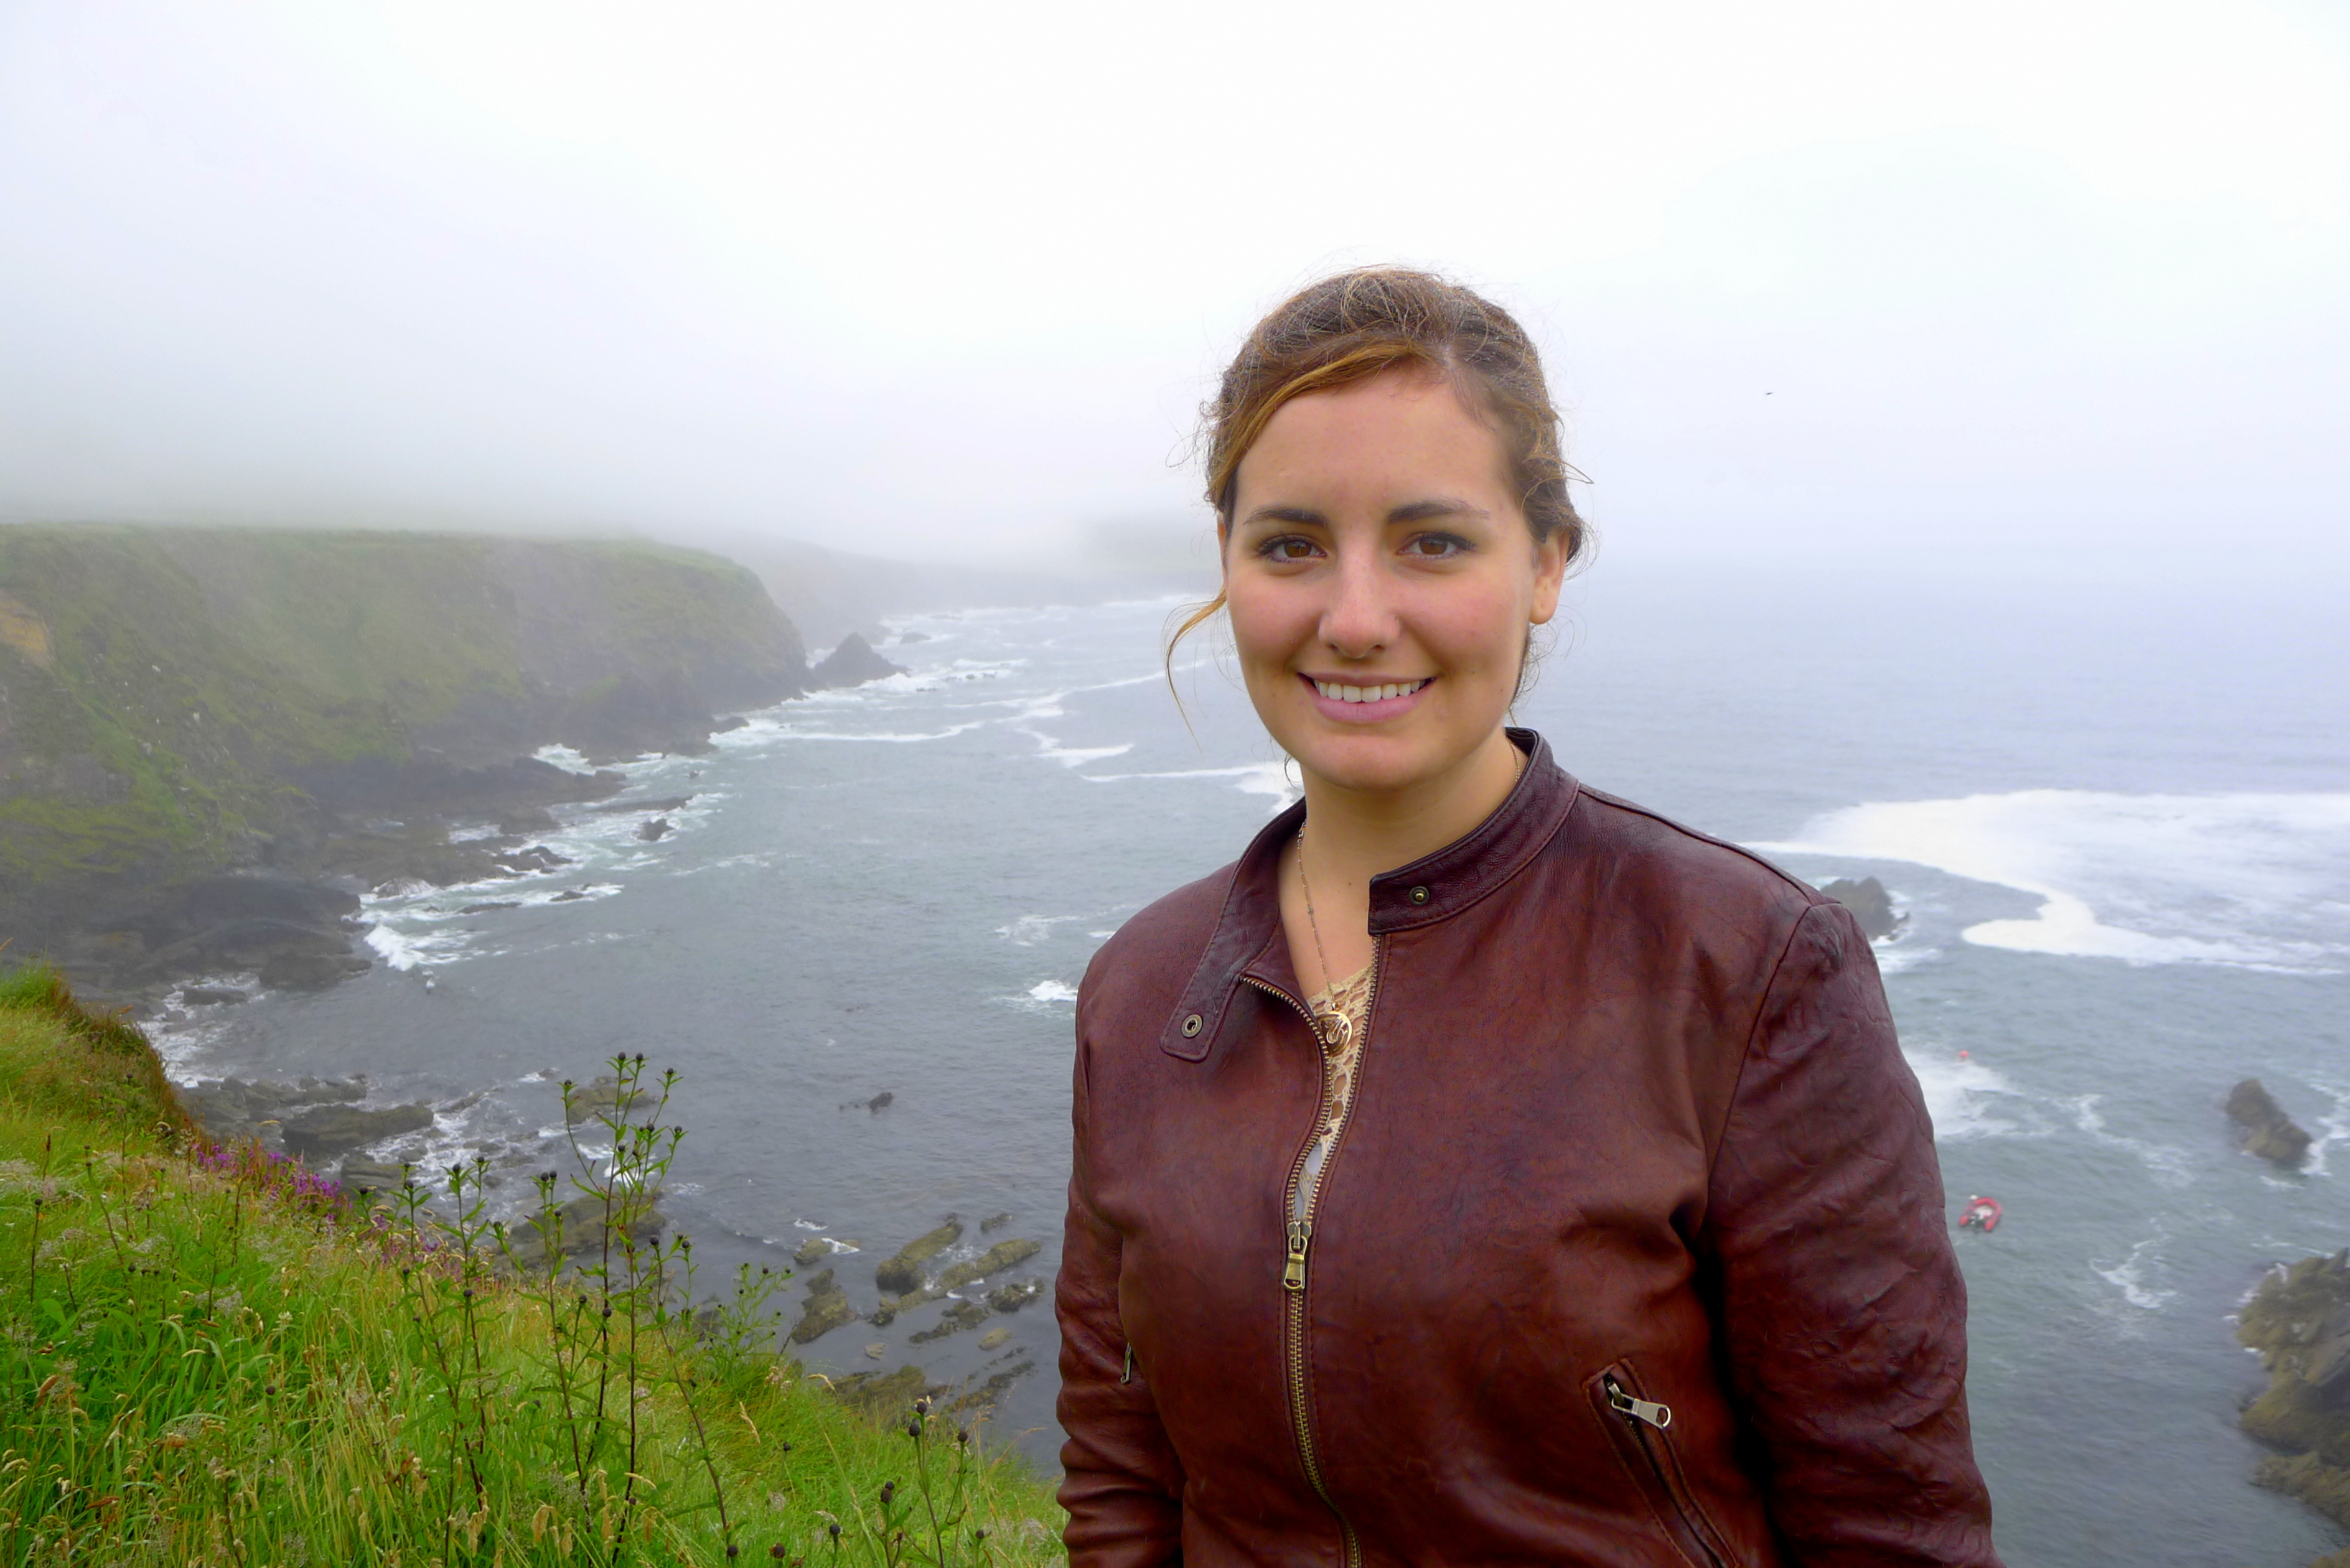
[1292,962,1374,1220]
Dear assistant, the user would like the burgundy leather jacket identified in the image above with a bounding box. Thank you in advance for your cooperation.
[1056,733,2000,1567]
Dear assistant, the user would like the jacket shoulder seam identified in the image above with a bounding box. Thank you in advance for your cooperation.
[1575,785,1822,902]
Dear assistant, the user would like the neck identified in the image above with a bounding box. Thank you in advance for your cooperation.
[1296,727,1525,888]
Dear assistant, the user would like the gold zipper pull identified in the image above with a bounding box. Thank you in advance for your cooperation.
[1283,1218,1312,1290]
[1605,1374,1673,1429]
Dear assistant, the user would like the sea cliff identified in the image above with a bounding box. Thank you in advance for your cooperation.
[0,525,816,999]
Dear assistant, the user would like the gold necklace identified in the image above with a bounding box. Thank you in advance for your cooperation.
[1294,829,1353,1055]
[1294,742,1525,1056]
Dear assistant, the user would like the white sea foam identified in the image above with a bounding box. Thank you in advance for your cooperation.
[2064,1095,2195,1188]
[1904,1050,2029,1141]
[998,915,1080,946]
[2300,1081,2350,1179]
[1028,980,1078,1004]
[2092,1231,2178,1316]
[1762,790,2350,973]
[1083,762,1301,810]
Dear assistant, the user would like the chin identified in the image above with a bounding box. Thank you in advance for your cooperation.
[1285,728,1461,795]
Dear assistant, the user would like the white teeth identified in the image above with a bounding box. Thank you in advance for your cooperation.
[1316,678,1426,703]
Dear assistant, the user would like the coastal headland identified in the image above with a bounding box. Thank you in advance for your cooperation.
[0,524,893,1010]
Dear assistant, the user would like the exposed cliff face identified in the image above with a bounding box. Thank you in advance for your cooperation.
[2240,1249,2350,1540]
[0,525,811,979]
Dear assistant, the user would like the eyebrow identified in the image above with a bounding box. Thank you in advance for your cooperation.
[1235,497,1490,530]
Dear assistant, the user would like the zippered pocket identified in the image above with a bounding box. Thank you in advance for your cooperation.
[1585,1360,1733,1568]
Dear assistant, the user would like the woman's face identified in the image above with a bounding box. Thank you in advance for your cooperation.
[1223,368,1566,798]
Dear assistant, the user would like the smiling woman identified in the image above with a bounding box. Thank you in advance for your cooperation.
[1058,269,2004,1567]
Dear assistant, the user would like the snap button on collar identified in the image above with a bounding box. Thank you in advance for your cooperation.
[1181,1013,1204,1037]
[1408,885,1431,905]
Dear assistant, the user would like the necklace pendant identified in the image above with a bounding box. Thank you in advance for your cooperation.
[1310,1003,1353,1054]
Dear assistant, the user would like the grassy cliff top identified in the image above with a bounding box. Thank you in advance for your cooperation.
[0,966,1065,1564]
[0,525,809,913]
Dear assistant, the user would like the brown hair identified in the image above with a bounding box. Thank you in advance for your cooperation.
[1168,266,1590,671]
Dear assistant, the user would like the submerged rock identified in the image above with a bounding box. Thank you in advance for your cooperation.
[980,1211,1011,1233]
[180,985,248,1007]
[875,1218,963,1296]
[2227,1078,2313,1167]
[978,1328,1012,1351]
[2239,1249,2350,1531]
[790,1268,859,1345]
[933,1239,1042,1297]
[911,1300,993,1344]
[636,818,671,842]
[1817,877,1904,941]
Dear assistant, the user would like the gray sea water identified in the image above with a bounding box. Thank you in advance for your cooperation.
[152,561,2350,1566]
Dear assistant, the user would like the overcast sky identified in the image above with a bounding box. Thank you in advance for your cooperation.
[2,1,2345,577]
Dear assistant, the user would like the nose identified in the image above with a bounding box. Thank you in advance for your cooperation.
[1318,546,1398,661]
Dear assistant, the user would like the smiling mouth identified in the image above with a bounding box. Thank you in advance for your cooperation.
[1308,676,1431,704]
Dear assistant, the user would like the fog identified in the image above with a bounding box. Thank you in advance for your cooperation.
[2,1,2346,581]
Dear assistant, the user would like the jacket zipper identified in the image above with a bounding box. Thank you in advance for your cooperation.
[1599,1369,1728,1568]
[1243,938,1380,1568]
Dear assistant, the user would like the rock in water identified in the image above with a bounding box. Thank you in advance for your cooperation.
[979,1327,1012,1351]
[793,1235,831,1266]
[2227,1078,2313,1166]
[911,1300,992,1344]
[2239,1249,2350,1529]
[986,1278,1043,1314]
[933,1238,1042,1297]
[789,1269,859,1345]
[1816,877,1904,941]
[875,1218,963,1295]
[808,633,906,690]
[278,1101,434,1160]
[636,817,671,842]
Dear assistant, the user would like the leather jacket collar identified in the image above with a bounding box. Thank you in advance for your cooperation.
[1158,727,1579,1062]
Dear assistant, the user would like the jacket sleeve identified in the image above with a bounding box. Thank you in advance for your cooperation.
[1702,900,2003,1567]
[1055,1025,1186,1566]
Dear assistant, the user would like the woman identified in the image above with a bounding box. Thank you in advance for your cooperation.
[1056,269,2000,1567]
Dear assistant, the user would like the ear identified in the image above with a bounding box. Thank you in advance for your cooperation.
[1526,528,1568,627]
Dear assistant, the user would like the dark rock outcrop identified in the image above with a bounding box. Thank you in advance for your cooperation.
[1817,877,1904,941]
[505,1192,666,1272]
[986,1278,1043,1314]
[875,1218,963,1296]
[280,1101,436,1160]
[808,633,904,690]
[2228,1078,2313,1167]
[790,1268,860,1345]
[911,1300,993,1344]
[2239,1249,2350,1533]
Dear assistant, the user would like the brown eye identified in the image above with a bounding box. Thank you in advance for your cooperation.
[1264,537,1321,562]
[1405,533,1468,559]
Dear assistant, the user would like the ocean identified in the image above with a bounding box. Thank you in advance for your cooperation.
[151,559,2350,1566]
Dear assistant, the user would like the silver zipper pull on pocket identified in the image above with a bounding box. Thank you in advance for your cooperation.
[1606,1374,1673,1429]
[1121,1343,1133,1385]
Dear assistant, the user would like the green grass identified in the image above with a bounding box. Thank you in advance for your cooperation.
[0,525,810,907]
[0,968,1066,1565]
